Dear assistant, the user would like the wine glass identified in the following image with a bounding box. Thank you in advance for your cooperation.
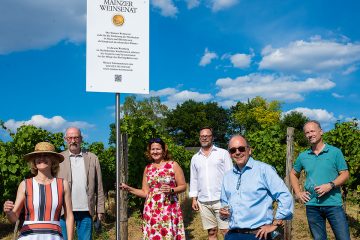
[220,203,231,221]
[307,177,319,202]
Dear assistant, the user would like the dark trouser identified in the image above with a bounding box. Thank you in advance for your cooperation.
[224,228,273,240]
[306,205,350,240]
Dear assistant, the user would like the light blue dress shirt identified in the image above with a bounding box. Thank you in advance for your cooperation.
[220,157,294,229]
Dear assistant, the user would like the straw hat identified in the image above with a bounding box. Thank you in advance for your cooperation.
[24,142,64,163]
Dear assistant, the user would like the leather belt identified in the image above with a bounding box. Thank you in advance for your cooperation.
[198,200,220,205]
[229,228,260,234]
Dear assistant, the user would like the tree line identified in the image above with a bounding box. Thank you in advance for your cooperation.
[0,96,359,212]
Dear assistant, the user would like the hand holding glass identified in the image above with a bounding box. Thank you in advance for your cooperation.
[160,176,171,193]
[307,177,319,201]
[220,204,231,221]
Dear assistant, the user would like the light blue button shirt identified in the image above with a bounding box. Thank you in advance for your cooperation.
[220,157,294,229]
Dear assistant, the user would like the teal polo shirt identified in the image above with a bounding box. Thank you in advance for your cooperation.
[293,144,348,206]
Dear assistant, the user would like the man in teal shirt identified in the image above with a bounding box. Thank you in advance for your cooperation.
[290,120,350,240]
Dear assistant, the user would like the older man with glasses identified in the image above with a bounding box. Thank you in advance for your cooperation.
[220,135,293,240]
[189,127,233,240]
[58,127,105,240]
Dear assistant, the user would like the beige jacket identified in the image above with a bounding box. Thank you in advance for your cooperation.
[57,150,105,216]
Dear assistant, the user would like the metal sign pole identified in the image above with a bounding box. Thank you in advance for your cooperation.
[116,93,121,240]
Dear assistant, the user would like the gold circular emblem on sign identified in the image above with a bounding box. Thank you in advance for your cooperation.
[113,15,125,26]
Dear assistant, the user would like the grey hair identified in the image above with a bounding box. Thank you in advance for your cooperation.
[303,120,322,130]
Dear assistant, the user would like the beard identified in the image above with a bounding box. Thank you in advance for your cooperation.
[200,141,212,148]
[69,143,81,153]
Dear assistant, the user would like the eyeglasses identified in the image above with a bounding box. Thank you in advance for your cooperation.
[228,146,248,154]
[65,136,81,141]
[200,135,212,139]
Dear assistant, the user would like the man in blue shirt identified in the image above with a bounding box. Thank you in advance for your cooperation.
[220,135,293,240]
[290,120,350,240]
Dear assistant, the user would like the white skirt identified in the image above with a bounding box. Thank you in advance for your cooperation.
[18,221,63,240]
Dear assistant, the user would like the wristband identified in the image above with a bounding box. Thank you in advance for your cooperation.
[329,181,336,189]
[170,188,175,194]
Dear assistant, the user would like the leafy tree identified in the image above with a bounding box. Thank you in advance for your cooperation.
[323,120,360,201]
[166,100,229,147]
[231,96,282,134]
[246,125,287,177]
[280,111,309,147]
[203,102,230,148]
[88,142,116,196]
[109,96,169,145]
[123,96,169,120]
[167,143,194,182]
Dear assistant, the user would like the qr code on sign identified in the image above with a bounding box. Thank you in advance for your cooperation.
[115,74,122,82]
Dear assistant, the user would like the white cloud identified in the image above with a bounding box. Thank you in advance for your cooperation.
[216,73,335,102]
[342,65,358,75]
[229,53,252,68]
[259,38,360,74]
[151,0,178,17]
[0,0,86,54]
[285,107,336,130]
[3,115,94,133]
[332,93,344,98]
[186,0,200,9]
[139,87,213,108]
[344,117,360,125]
[212,0,238,12]
[164,90,213,108]
[199,48,218,66]
[148,88,178,97]
[218,100,237,108]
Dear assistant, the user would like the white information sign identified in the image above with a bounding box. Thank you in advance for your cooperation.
[86,0,149,93]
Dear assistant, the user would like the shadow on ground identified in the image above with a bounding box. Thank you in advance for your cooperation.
[348,214,360,238]
[0,222,14,239]
[181,197,197,239]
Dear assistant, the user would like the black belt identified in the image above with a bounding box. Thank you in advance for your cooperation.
[229,228,260,234]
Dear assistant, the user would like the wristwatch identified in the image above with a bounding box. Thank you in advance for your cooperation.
[170,188,175,194]
[329,181,336,189]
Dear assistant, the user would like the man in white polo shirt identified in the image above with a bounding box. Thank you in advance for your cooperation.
[189,127,233,239]
[58,127,105,240]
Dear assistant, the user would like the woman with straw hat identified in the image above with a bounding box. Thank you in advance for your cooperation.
[3,142,74,240]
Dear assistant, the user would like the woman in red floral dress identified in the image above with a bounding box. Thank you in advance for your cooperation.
[121,138,186,240]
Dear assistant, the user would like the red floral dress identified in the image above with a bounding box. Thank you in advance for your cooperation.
[142,161,185,240]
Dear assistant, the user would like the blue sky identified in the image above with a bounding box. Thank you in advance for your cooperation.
[1,0,359,145]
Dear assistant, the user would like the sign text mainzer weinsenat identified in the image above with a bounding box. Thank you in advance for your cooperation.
[100,0,137,13]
